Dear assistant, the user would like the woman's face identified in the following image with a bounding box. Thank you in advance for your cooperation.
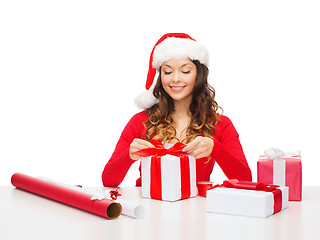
[160,58,197,105]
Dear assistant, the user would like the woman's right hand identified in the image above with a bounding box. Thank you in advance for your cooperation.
[129,138,155,161]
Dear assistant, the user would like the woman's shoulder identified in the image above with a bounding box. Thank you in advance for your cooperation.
[217,114,232,125]
[213,114,239,139]
[120,111,149,139]
[130,110,149,122]
[125,110,149,128]
[214,114,235,134]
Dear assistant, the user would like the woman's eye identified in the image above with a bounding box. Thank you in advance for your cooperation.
[182,70,191,74]
[164,71,172,75]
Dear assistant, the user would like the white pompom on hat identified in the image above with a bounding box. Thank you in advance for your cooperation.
[135,33,209,109]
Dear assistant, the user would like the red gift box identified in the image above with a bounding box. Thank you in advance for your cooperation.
[257,152,302,201]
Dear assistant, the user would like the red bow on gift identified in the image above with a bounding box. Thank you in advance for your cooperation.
[215,179,279,192]
[133,139,187,158]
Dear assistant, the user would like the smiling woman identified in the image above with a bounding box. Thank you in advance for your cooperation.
[160,58,197,104]
[148,58,217,146]
[102,33,252,187]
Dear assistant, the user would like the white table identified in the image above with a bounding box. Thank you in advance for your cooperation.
[0,186,319,240]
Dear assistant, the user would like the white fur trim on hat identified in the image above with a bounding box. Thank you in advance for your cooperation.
[152,37,209,70]
[135,88,158,109]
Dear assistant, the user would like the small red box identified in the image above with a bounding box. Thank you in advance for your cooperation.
[257,155,302,201]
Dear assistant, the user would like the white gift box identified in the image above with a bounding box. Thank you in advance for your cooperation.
[207,186,288,218]
[141,154,197,201]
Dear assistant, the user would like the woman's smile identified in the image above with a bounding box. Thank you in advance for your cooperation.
[170,86,186,92]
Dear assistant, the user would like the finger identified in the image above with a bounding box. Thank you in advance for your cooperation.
[191,148,202,159]
[130,142,154,161]
[183,139,200,153]
[134,139,155,149]
[194,152,206,159]
[193,146,212,159]
[141,141,156,148]
[129,149,141,161]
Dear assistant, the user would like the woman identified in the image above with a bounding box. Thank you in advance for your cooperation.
[102,33,252,187]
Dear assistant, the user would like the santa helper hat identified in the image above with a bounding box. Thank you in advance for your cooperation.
[135,33,209,109]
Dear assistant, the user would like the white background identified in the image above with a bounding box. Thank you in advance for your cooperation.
[1,0,319,186]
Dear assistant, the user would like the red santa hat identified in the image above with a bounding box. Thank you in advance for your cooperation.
[135,33,209,109]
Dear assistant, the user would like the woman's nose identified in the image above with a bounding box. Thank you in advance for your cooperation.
[172,72,180,82]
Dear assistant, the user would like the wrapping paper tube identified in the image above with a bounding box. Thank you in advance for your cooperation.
[11,173,121,219]
[38,176,92,194]
[39,177,145,219]
[115,199,145,219]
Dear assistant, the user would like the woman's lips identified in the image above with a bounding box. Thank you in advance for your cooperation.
[170,86,185,92]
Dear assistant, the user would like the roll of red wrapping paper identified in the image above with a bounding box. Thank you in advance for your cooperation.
[197,181,214,197]
[11,173,121,219]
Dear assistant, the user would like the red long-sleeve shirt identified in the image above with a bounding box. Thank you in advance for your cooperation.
[102,111,252,187]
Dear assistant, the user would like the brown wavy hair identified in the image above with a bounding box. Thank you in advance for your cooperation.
[145,60,222,144]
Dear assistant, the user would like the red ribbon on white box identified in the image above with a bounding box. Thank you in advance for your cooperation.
[207,180,288,217]
[150,154,191,200]
[210,179,283,214]
[134,140,196,201]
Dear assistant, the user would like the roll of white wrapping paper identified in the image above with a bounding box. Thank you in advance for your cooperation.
[114,199,145,219]
[39,177,145,219]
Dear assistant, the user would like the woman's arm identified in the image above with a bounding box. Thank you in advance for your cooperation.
[101,112,148,187]
[211,116,252,181]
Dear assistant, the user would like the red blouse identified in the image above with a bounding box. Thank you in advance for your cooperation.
[102,111,252,187]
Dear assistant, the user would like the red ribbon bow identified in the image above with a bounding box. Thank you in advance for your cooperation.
[109,189,121,200]
[218,179,279,191]
[134,139,187,158]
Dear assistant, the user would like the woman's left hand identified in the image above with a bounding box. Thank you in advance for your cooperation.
[183,136,214,159]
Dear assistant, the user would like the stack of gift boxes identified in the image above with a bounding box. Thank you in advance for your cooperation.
[138,144,302,218]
